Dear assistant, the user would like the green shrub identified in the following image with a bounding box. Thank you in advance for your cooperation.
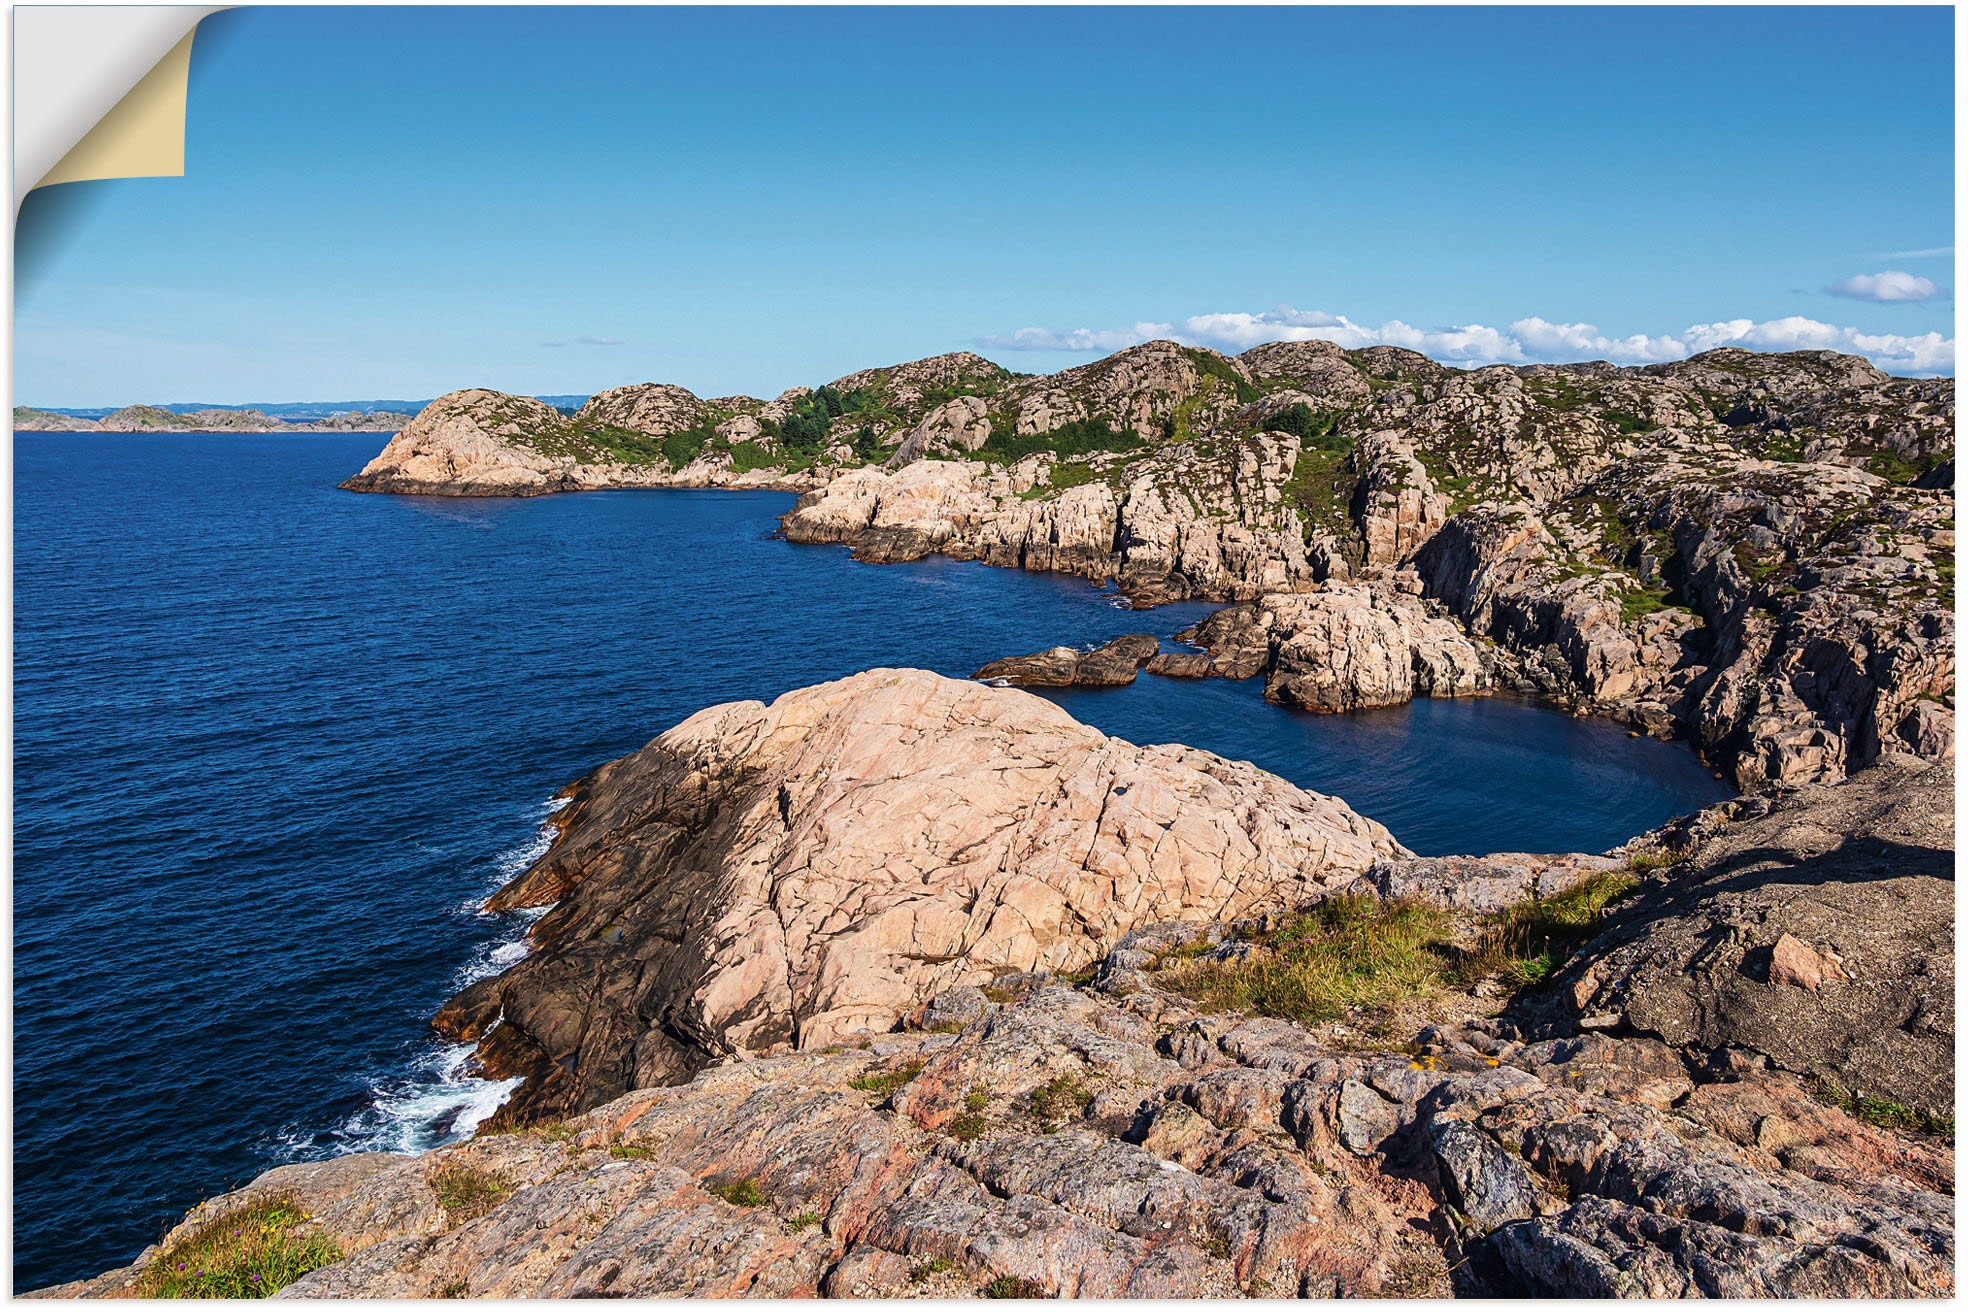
[946,1111,987,1142]
[1266,402,1346,447]
[785,1210,822,1232]
[726,440,780,473]
[975,418,1143,464]
[981,1274,1048,1298]
[135,1197,342,1298]
[707,1177,768,1207]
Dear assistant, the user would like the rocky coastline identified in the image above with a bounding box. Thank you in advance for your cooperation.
[34,339,1953,1299]
[333,340,1952,793]
[41,673,1954,1299]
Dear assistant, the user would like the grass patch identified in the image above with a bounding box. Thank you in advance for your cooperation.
[1458,874,1638,988]
[848,1059,925,1098]
[1625,844,1692,873]
[707,1177,768,1207]
[1164,894,1452,1026]
[136,1197,342,1298]
[982,1274,1048,1298]
[946,1111,988,1142]
[785,1210,822,1232]
[429,1164,511,1224]
[609,1143,652,1160]
[1618,585,1675,624]
[1813,1080,1955,1138]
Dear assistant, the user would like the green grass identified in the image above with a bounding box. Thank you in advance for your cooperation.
[848,1059,925,1098]
[429,1164,511,1224]
[1812,1081,1955,1138]
[609,1142,652,1160]
[1458,873,1638,988]
[135,1197,342,1298]
[1618,585,1675,624]
[707,1177,768,1207]
[1167,880,1641,1018]
[1625,844,1692,873]
[946,1111,988,1142]
[785,1210,822,1232]
[1164,893,1453,1026]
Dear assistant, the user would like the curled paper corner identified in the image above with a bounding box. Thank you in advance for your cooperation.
[15,6,224,206]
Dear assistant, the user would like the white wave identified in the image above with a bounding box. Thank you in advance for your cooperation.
[277,800,565,1165]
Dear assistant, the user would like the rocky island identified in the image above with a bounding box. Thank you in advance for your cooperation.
[38,341,1952,1299]
[13,405,411,432]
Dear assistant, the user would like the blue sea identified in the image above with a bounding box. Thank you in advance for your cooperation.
[11,431,1732,1290]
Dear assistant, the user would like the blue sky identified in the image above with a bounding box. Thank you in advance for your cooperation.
[15,5,1956,406]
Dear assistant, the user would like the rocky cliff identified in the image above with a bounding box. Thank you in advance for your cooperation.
[47,741,1952,1300]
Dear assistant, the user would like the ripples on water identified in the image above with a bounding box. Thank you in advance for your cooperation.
[12,432,1732,1289]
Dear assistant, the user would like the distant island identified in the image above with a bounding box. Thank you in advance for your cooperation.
[14,404,415,433]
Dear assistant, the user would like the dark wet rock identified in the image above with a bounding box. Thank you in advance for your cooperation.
[973,634,1159,687]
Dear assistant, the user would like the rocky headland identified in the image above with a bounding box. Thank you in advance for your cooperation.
[42,673,1953,1299]
[334,340,1952,792]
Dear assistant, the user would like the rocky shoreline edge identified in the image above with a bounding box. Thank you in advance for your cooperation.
[35,670,1954,1299]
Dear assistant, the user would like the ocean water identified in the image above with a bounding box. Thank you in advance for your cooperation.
[12,432,1732,1290]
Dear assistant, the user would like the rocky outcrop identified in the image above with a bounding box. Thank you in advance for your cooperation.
[973,634,1160,687]
[1546,756,1954,1119]
[1163,585,1489,712]
[338,388,831,497]
[786,432,1322,604]
[434,669,1407,1126]
[60,908,1953,1298]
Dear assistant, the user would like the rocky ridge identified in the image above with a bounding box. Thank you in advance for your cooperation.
[46,747,1953,1300]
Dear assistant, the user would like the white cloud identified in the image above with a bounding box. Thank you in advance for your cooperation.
[543,335,625,348]
[980,305,1954,376]
[1826,270,1947,303]
[1876,246,1953,260]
